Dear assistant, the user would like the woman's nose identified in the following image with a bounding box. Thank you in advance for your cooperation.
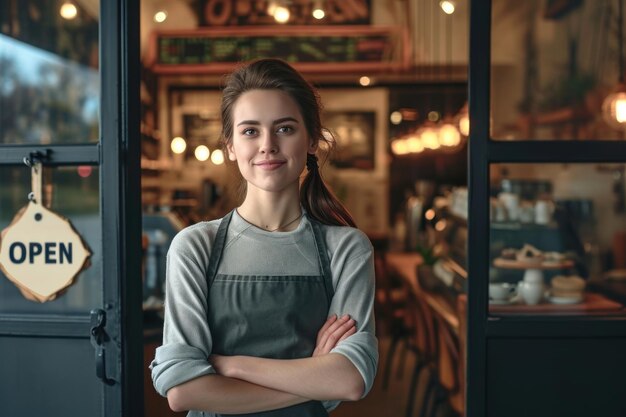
[259,131,278,154]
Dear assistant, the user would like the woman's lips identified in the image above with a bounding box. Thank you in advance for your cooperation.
[254,160,286,170]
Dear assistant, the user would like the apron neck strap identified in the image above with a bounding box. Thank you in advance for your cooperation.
[307,213,335,304]
[206,210,234,288]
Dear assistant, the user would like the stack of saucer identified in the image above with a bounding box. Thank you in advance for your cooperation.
[550,275,586,304]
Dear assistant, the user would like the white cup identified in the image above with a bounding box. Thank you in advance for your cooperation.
[535,200,553,225]
[489,282,516,301]
[499,193,520,221]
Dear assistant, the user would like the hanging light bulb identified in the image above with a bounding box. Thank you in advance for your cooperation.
[419,125,441,150]
[456,102,470,136]
[439,123,461,147]
[274,6,290,23]
[602,0,626,131]
[60,2,78,20]
[359,76,371,86]
[171,137,187,154]
[391,138,409,156]
[312,0,325,19]
[211,149,225,165]
[603,86,626,129]
[440,1,456,15]
[406,133,424,153]
[194,145,210,162]
[390,111,403,125]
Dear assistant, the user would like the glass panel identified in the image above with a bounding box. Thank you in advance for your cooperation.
[0,165,101,314]
[489,163,626,316]
[491,0,625,140]
[0,1,99,144]
[0,336,102,415]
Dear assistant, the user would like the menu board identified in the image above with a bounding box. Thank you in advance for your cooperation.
[159,35,385,64]
[148,27,407,73]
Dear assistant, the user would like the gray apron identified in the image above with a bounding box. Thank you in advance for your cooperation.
[205,210,334,417]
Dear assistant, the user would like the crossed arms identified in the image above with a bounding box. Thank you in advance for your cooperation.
[166,314,363,413]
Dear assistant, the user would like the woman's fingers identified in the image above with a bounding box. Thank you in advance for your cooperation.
[316,314,337,345]
[338,325,357,342]
[317,315,349,346]
[313,314,357,356]
[312,314,356,356]
[322,318,355,350]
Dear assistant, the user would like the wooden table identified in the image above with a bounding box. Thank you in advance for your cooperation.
[385,252,460,331]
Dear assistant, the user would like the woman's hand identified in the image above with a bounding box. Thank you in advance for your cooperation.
[312,314,356,357]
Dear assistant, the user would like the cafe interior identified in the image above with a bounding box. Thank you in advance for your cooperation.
[3,0,626,416]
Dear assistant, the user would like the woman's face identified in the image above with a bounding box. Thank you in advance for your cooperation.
[227,89,316,195]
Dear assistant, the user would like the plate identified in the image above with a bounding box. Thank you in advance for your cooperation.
[549,295,583,304]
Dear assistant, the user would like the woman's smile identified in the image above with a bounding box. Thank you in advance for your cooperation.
[254,159,287,170]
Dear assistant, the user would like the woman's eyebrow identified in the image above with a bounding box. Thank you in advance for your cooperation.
[236,117,299,127]
[273,117,299,125]
[236,120,260,126]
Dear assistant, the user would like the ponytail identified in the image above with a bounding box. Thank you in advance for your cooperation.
[300,154,357,228]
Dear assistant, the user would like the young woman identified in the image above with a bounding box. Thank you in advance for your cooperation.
[150,58,378,416]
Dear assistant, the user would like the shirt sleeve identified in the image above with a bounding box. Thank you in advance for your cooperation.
[326,232,379,401]
[149,226,217,397]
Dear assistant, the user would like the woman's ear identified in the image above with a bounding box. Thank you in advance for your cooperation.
[227,144,237,161]
[308,139,318,154]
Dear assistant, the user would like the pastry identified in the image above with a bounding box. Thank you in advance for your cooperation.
[500,248,517,260]
[516,244,544,264]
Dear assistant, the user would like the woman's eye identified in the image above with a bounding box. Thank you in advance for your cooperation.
[277,125,294,134]
[241,128,257,136]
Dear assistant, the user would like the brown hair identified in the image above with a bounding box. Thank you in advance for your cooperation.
[220,58,356,228]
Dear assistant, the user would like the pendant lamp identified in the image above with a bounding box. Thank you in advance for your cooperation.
[602,0,626,130]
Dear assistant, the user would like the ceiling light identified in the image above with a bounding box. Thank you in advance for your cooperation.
[60,2,78,20]
[211,149,225,165]
[154,10,168,23]
[391,139,409,156]
[390,111,403,125]
[439,123,461,147]
[274,6,290,23]
[406,135,424,153]
[602,0,626,130]
[194,145,210,162]
[312,0,325,19]
[440,1,456,15]
[267,1,278,15]
[419,126,441,150]
[171,137,187,154]
[359,76,371,86]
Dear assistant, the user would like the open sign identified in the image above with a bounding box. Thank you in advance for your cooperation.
[0,202,91,302]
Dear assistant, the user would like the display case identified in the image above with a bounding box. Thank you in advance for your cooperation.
[467,1,626,417]
[488,164,626,316]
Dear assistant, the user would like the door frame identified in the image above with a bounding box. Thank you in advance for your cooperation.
[101,0,142,414]
[0,1,142,415]
[467,1,626,416]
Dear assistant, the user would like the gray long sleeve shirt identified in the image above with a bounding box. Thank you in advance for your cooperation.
[150,210,378,415]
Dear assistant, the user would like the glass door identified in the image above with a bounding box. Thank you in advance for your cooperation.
[0,1,142,415]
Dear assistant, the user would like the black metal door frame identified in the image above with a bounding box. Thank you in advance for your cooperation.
[467,1,626,416]
[0,0,142,415]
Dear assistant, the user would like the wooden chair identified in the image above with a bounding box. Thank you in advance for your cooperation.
[367,235,414,391]
[415,302,464,417]
[403,287,439,417]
